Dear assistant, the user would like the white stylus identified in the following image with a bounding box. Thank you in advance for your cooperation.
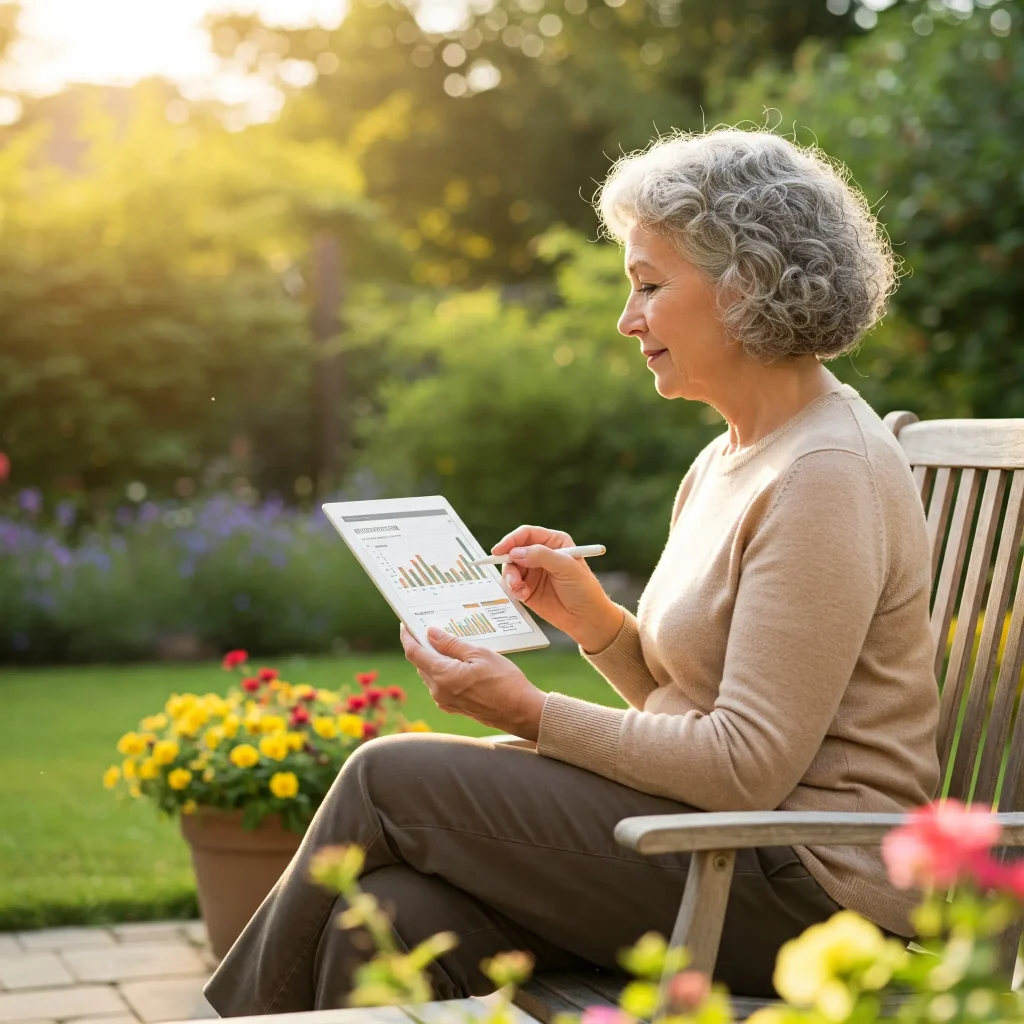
[468,544,606,566]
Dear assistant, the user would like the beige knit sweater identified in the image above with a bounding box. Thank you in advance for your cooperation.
[537,385,940,936]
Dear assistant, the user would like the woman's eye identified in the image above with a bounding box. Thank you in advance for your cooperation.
[639,284,658,294]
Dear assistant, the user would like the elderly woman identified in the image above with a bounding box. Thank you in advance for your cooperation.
[205,129,940,1015]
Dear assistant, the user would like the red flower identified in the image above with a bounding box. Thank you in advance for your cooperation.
[347,694,368,712]
[0,452,9,483]
[362,722,379,739]
[366,688,384,707]
[257,668,278,682]
[241,677,261,693]
[301,690,316,703]
[290,706,311,726]
[356,671,379,687]
[387,685,406,703]
[222,649,248,670]
[882,799,1001,890]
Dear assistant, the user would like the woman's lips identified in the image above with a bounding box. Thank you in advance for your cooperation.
[646,349,667,366]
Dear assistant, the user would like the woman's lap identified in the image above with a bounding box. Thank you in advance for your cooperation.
[205,732,837,1015]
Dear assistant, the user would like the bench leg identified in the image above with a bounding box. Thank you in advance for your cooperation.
[655,849,735,1019]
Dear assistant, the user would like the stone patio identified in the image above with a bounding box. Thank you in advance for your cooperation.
[0,922,217,1024]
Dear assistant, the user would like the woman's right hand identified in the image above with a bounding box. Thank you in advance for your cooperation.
[491,525,625,654]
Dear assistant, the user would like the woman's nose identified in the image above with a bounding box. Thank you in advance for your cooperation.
[617,298,645,338]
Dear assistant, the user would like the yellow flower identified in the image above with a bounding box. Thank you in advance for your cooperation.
[139,757,160,780]
[259,734,289,761]
[203,693,230,716]
[117,731,148,757]
[317,689,338,704]
[182,799,198,815]
[774,911,901,1018]
[222,713,240,738]
[203,767,216,782]
[168,768,192,791]
[189,753,210,771]
[229,743,260,768]
[292,684,315,701]
[103,766,121,789]
[121,758,137,780]
[152,740,180,766]
[175,708,208,738]
[337,715,365,739]
[312,716,337,740]
[244,713,262,735]
[286,731,305,752]
[166,693,197,718]
[129,783,142,799]
[204,727,225,750]
[269,772,299,799]
[141,713,168,731]
[260,714,287,735]
[406,720,431,732]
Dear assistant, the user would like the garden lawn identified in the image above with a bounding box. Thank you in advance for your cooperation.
[0,650,623,930]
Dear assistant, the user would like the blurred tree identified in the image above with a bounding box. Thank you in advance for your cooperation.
[0,82,394,499]
[727,0,1024,417]
[207,0,858,284]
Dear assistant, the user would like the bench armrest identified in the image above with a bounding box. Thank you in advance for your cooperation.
[615,810,1024,855]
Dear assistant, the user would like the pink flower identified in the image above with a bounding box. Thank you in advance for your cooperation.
[387,685,406,702]
[882,800,1001,890]
[222,649,248,671]
[356,671,379,687]
[0,452,9,483]
[581,1009,629,1024]
[361,722,379,740]
[290,706,310,726]
[257,668,278,682]
[241,677,261,693]
[366,688,384,707]
[666,971,710,1012]
[347,694,368,712]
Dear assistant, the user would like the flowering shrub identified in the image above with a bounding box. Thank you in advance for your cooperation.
[0,493,395,664]
[309,800,1024,1024]
[104,649,430,832]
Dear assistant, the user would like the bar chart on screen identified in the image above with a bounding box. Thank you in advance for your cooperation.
[347,509,533,638]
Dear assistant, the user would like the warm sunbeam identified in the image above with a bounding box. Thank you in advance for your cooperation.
[2,0,346,96]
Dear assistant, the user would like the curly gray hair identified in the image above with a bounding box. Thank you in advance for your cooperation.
[595,128,898,361]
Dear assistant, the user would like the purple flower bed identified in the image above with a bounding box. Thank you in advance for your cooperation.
[0,492,393,664]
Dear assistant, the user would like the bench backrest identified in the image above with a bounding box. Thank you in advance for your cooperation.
[885,412,1024,813]
[885,412,1024,976]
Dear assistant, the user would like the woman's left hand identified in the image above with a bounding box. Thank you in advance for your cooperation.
[400,624,547,741]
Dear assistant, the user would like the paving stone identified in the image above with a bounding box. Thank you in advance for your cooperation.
[0,983,127,1021]
[16,931,115,953]
[178,924,207,949]
[0,952,75,991]
[118,976,214,1023]
[62,943,205,985]
[110,924,189,945]
[0,937,22,957]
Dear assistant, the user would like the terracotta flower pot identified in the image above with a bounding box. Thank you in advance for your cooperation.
[181,809,303,959]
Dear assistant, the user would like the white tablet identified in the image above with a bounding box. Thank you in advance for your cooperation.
[322,496,551,654]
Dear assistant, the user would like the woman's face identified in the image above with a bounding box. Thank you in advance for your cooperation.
[617,224,738,402]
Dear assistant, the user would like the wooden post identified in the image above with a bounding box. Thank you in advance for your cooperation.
[311,231,345,496]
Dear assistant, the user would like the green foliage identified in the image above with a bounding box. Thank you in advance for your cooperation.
[0,83,384,496]
[352,229,719,572]
[726,0,1023,418]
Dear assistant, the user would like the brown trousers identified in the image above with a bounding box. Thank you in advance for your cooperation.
[204,732,838,1016]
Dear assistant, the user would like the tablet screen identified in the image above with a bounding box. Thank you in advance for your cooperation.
[341,507,536,641]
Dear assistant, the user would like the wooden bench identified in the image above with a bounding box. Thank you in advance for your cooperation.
[517,411,1024,1021]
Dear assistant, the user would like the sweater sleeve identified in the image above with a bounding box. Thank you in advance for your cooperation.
[540,450,886,811]
[576,465,703,709]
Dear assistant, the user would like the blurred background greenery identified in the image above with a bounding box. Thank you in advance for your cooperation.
[0,0,1020,663]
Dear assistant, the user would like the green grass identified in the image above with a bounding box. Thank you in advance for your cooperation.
[0,650,621,930]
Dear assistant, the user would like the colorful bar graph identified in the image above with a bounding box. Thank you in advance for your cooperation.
[397,550,487,587]
[445,612,497,637]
